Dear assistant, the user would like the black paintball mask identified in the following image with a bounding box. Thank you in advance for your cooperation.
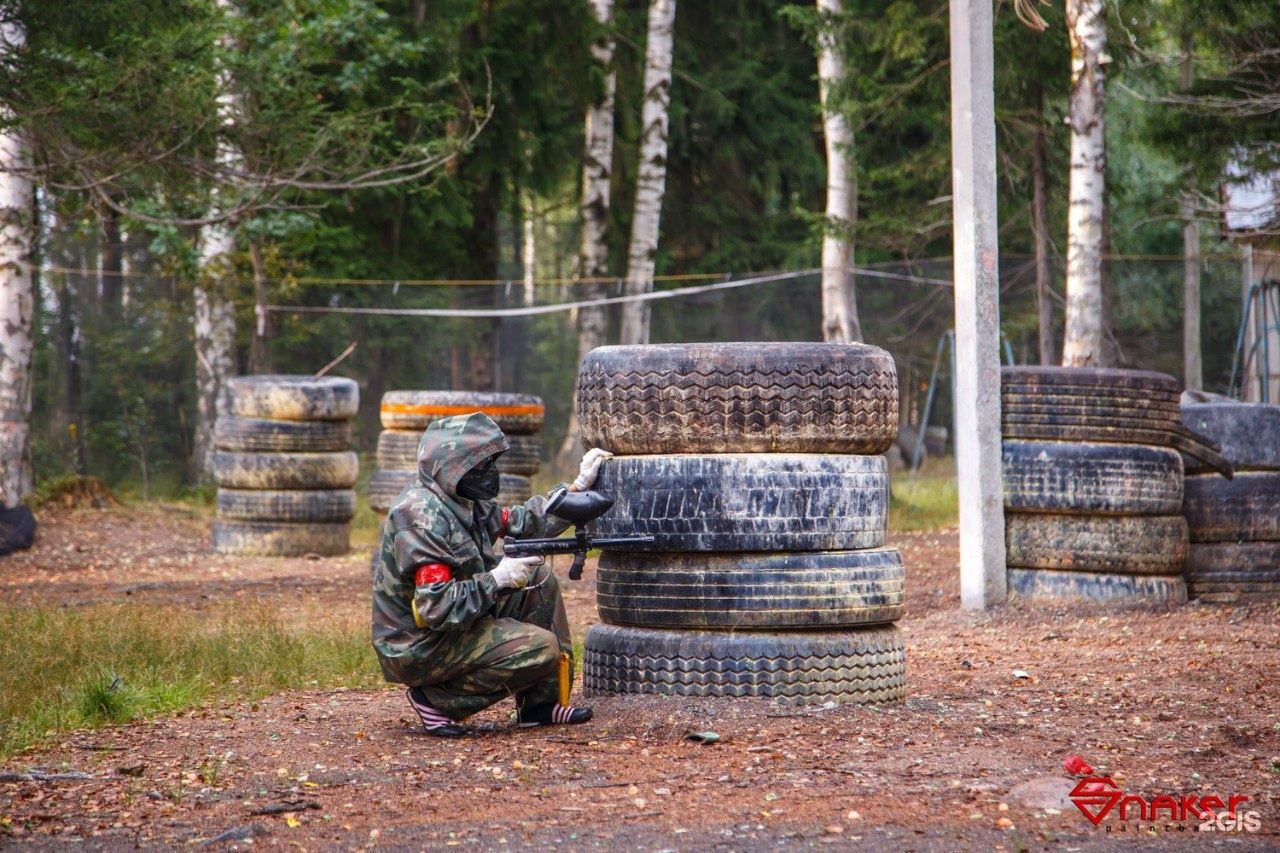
[457,454,502,502]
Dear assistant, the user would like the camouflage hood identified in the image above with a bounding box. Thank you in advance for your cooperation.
[416,412,509,508]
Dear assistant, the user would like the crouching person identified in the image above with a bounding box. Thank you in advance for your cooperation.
[370,411,611,737]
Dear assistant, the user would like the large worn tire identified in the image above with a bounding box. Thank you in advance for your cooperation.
[1001,366,1181,397]
[1001,390,1181,417]
[1000,421,1232,477]
[1181,403,1280,473]
[1005,513,1188,575]
[592,454,888,552]
[375,429,541,475]
[1007,568,1187,604]
[214,416,351,453]
[226,375,358,421]
[582,624,906,706]
[1183,472,1280,542]
[368,469,414,512]
[1002,440,1183,516]
[213,451,359,490]
[1001,407,1178,432]
[576,343,898,455]
[595,548,905,630]
[215,488,357,523]
[211,519,350,557]
[1188,542,1280,576]
[380,391,544,434]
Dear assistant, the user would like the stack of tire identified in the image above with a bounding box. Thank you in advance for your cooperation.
[576,343,908,707]
[1000,366,1230,604]
[368,391,545,514]
[212,375,359,556]
[1181,401,1280,602]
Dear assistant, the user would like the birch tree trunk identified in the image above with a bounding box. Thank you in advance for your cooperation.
[1061,0,1107,367]
[557,0,616,471]
[0,23,35,507]
[1180,34,1202,390]
[193,5,240,484]
[193,228,237,484]
[817,0,862,343]
[1031,97,1056,364]
[619,0,675,346]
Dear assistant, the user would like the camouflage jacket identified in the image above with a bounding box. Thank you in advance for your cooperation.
[370,412,568,685]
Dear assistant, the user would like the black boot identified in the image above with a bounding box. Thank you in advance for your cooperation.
[516,701,593,727]
[406,687,469,737]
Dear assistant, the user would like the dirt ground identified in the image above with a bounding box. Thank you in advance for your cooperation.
[2,505,1279,852]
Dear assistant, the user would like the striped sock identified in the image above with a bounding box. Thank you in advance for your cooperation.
[407,688,456,731]
[519,701,592,726]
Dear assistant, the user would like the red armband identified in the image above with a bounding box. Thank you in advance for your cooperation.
[501,508,510,535]
[414,563,452,586]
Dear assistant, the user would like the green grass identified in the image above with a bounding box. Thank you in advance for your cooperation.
[0,602,381,759]
[889,456,959,532]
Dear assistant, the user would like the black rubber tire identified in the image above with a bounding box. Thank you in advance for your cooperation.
[595,549,905,630]
[368,469,414,512]
[1000,421,1232,477]
[1181,403,1280,472]
[214,415,351,453]
[210,519,350,557]
[215,488,357,523]
[379,391,544,433]
[591,454,888,552]
[1001,366,1181,396]
[497,473,533,505]
[1005,513,1188,575]
[1001,390,1182,417]
[374,429,541,475]
[226,375,358,421]
[1007,568,1187,604]
[582,624,906,706]
[1183,472,1280,542]
[1002,440,1183,516]
[576,343,898,455]
[1002,407,1178,432]
[1188,542,1280,576]
[212,451,359,490]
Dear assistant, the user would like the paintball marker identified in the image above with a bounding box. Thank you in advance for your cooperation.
[503,487,653,580]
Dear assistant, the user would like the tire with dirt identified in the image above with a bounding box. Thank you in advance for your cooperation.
[1001,406,1178,432]
[1187,541,1280,576]
[576,343,898,455]
[380,391,544,434]
[368,470,414,512]
[591,454,888,552]
[1181,402,1280,472]
[1002,440,1183,516]
[215,489,357,523]
[215,416,352,453]
[211,519,350,557]
[1000,391,1182,418]
[1007,568,1187,604]
[226,375,359,421]
[1183,472,1280,542]
[1001,366,1182,398]
[1004,513,1188,575]
[1000,421,1232,477]
[582,623,906,706]
[213,451,359,490]
[375,429,540,476]
[595,548,905,630]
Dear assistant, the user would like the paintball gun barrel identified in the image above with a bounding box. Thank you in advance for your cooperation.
[502,487,652,580]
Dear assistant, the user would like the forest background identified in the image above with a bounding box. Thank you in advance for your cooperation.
[5,0,1277,499]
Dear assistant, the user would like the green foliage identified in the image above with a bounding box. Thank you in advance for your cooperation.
[888,457,958,532]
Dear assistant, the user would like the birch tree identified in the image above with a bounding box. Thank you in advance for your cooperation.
[557,0,616,469]
[1061,0,1107,366]
[1179,31,1202,390]
[0,20,33,507]
[619,0,675,346]
[816,0,861,343]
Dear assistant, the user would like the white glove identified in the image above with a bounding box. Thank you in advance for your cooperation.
[490,555,543,590]
[573,448,614,491]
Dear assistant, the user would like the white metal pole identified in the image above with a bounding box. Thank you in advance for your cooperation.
[949,0,1006,608]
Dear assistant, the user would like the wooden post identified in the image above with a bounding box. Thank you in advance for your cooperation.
[949,0,1006,608]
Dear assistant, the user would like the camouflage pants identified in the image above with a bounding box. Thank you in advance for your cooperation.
[413,564,572,720]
